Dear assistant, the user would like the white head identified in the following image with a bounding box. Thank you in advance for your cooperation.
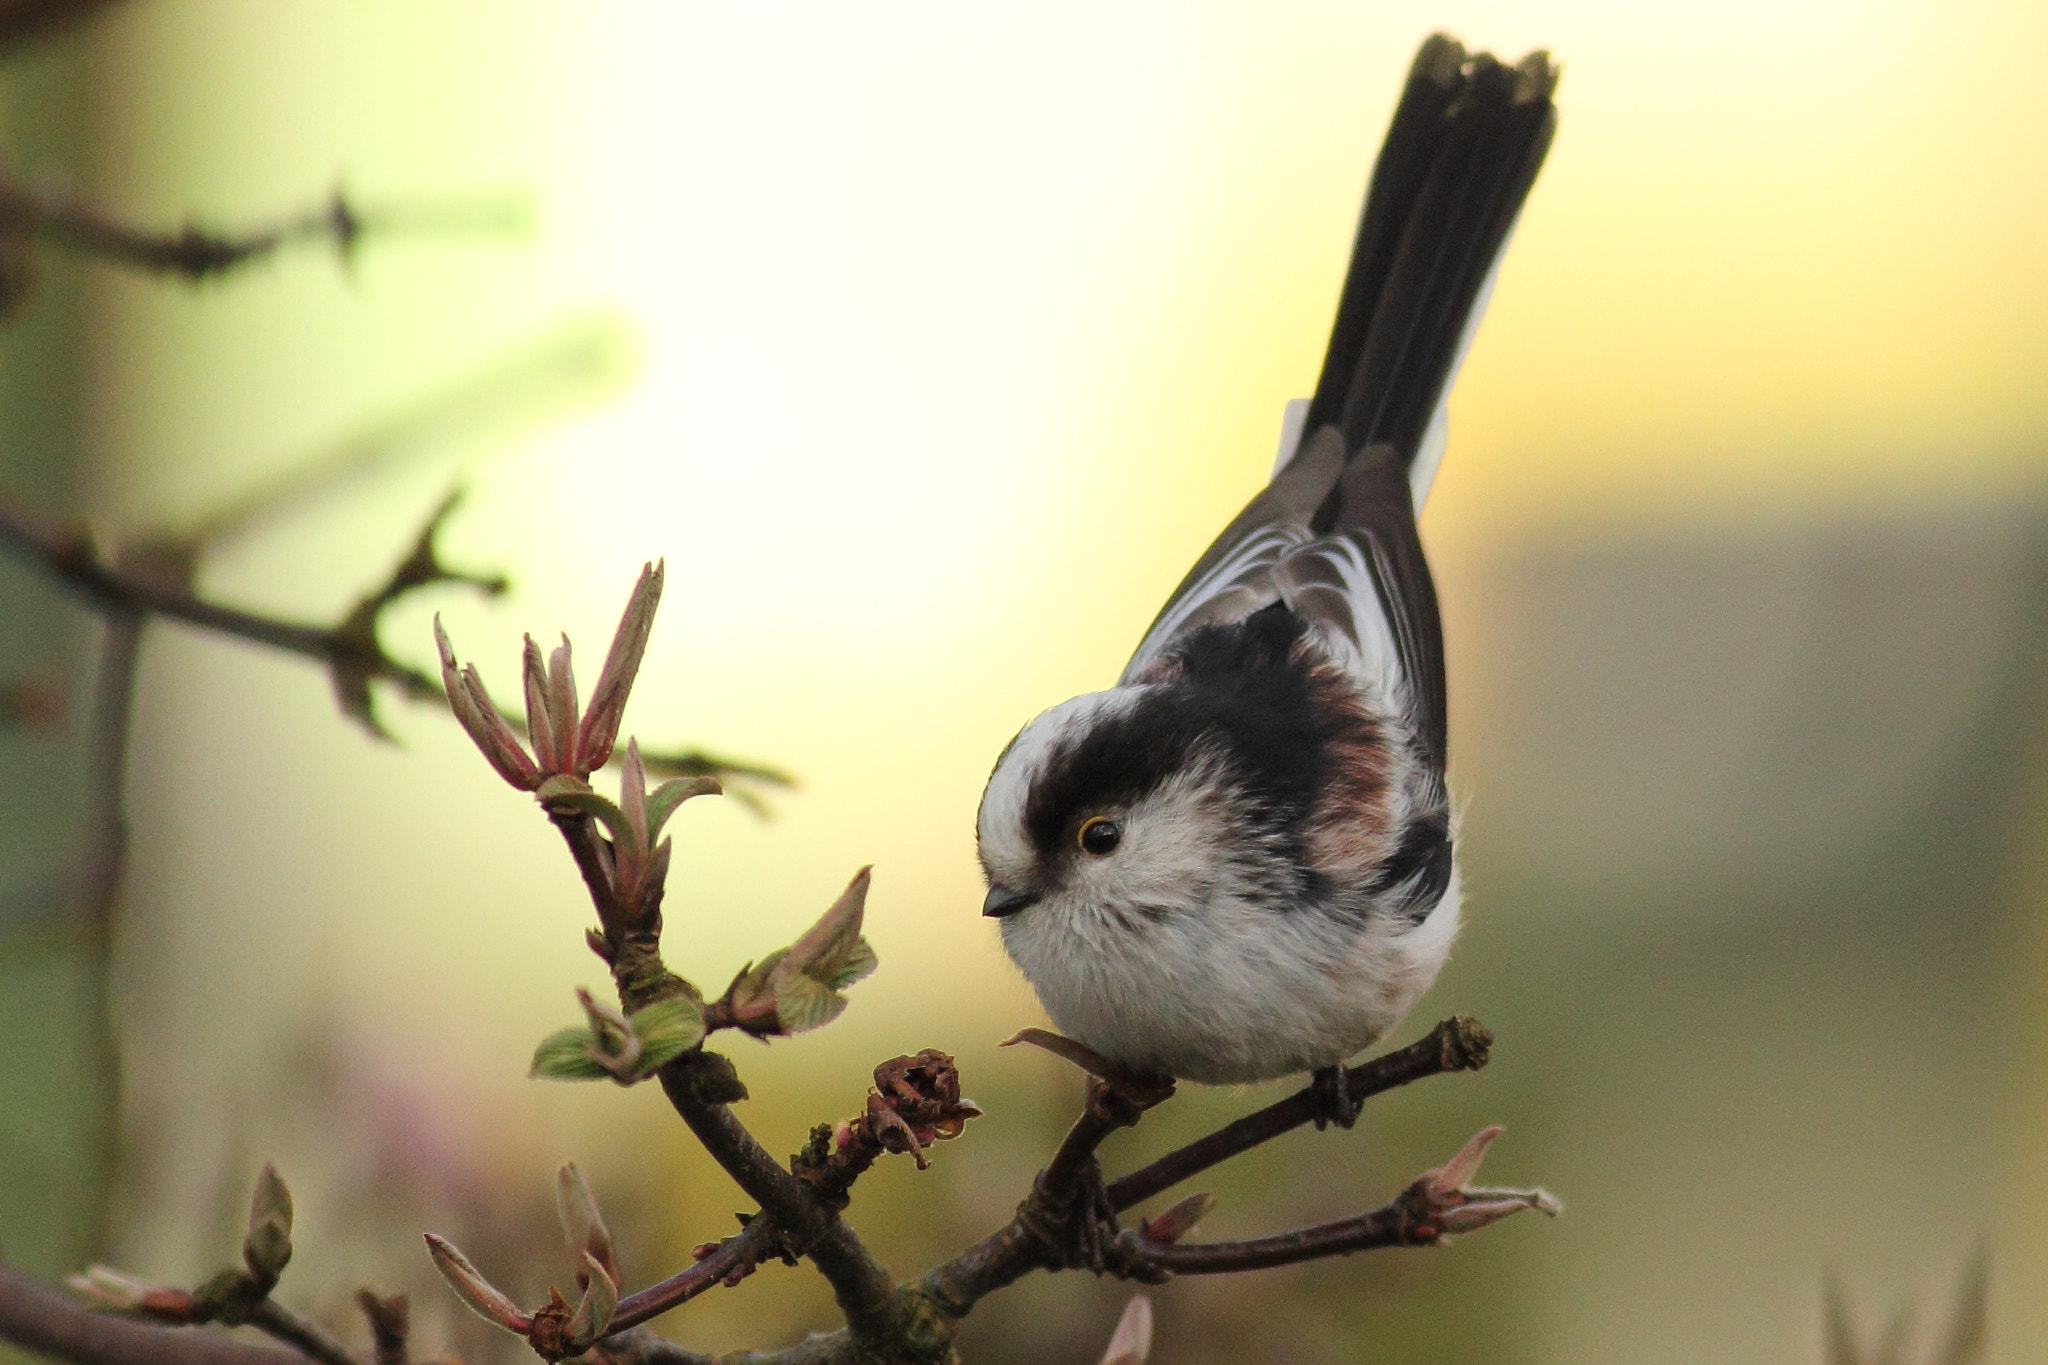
[977,687,1260,935]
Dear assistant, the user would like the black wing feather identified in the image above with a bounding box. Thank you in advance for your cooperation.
[1134,36,1556,798]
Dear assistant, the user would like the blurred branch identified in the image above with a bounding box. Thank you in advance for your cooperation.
[0,491,788,790]
[71,599,141,1261]
[242,1303,356,1365]
[0,177,533,319]
[1826,1252,1988,1365]
[0,0,124,51]
[0,181,365,284]
[0,1263,300,1365]
[0,490,468,729]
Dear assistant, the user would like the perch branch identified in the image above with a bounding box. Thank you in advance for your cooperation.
[1105,1016,1491,1213]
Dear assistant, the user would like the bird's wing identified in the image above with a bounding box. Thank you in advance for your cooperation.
[1122,35,1557,786]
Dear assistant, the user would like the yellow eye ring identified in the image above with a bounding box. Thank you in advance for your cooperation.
[1077,816,1122,855]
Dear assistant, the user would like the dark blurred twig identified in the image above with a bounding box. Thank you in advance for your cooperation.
[0,1263,300,1365]
[0,181,365,284]
[0,0,124,50]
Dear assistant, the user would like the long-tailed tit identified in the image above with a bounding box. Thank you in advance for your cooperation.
[977,35,1556,1125]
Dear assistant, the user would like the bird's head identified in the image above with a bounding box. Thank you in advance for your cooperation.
[976,687,1247,945]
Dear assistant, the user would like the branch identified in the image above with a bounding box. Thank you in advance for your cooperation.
[244,1302,357,1365]
[655,1050,899,1344]
[0,1263,301,1365]
[0,495,445,706]
[0,181,364,283]
[1117,1125,1558,1275]
[604,1221,780,1335]
[1105,1017,1491,1213]
[0,0,125,52]
[0,493,785,788]
[523,795,897,1349]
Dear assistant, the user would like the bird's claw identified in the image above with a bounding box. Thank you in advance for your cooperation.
[1310,1063,1362,1131]
[1022,1156,1128,1275]
[1002,1028,1176,1111]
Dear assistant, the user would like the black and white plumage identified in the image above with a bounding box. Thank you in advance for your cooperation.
[977,36,1557,1089]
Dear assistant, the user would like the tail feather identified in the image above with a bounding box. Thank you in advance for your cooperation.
[1309,41,1557,531]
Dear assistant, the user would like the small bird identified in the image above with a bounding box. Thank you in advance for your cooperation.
[977,35,1557,1124]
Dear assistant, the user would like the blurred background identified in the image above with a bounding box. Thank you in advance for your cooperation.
[2,2,2046,1362]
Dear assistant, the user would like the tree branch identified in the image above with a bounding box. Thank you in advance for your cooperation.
[1104,1017,1491,1213]
[0,1264,302,1365]
[0,493,786,788]
[1120,1203,1418,1274]
[0,181,363,285]
[604,1221,780,1336]
[244,1302,357,1365]
[655,1055,900,1350]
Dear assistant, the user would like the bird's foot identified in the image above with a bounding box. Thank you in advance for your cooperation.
[1020,1154,1120,1274]
[1311,1063,1362,1131]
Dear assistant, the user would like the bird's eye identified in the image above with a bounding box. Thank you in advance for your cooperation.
[1077,816,1122,856]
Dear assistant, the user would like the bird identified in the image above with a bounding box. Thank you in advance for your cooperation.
[975,34,1557,1126]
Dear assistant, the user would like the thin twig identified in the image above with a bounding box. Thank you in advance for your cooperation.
[0,181,361,283]
[0,494,787,787]
[605,1222,779,1335]
[1117,1200,1421,1275]
[73,606,142,1262]
[349,1293,406,1365]
[0,498,444,700]
[245,1302,357,1365]
[539,806,900,1351]
[1105,1017,1491,1213]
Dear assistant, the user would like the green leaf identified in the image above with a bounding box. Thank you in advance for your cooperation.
[630,996,705,1070]
[644,776,722,843]
[530,1027,609,1080]
[770,972,847,1034]
[826,936,878,991]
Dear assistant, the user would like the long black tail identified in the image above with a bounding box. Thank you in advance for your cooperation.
[1304,35,1556,530]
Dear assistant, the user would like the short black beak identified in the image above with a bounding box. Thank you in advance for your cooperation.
[982,884,1040,918]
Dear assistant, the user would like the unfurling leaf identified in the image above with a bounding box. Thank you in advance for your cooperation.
[433,617,541,790]
[424,1233,531,1334]
[578,560,664,773]
[564,1253,618,1352]
[241,1164,294,1283]
[1099,1293,1153,1365]
[66,1266,195,1321]
[826,935,878,991]
[632,995,707,1070]
[643,774,721,843]
[778,867,870,984]
[530,1028,613,1080]
[768,971,847,1035]
[555,1164,621,1289]
[1139,1192,1216,1245]
[529,993,703,1083]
